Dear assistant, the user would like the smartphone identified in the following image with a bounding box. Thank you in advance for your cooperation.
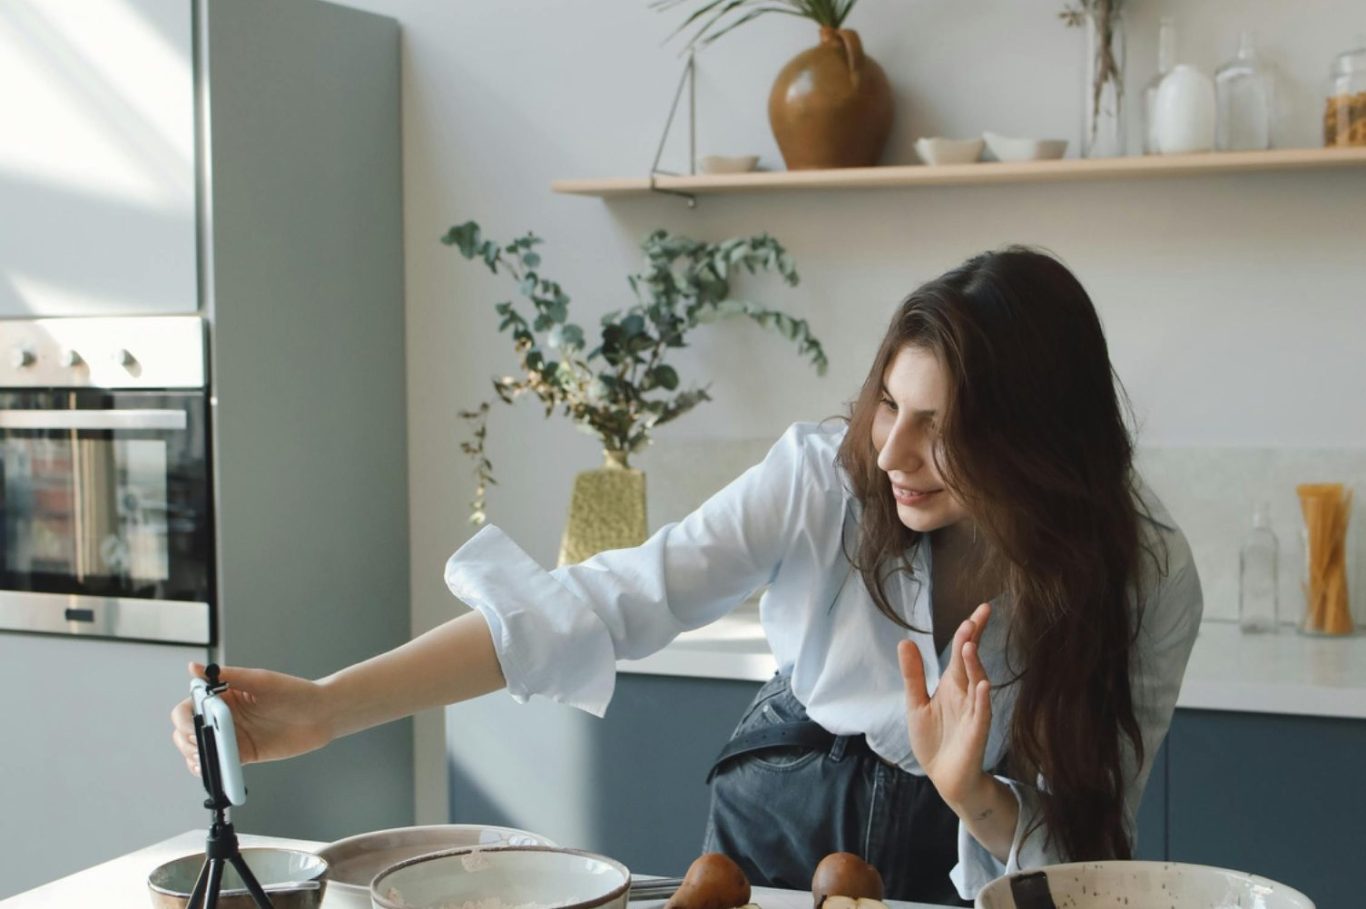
[190,674,247,807]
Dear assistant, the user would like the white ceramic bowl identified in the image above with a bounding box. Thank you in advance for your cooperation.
[914,137,985,165]
[699,154,760,174]
[981,131,1069,162]
[318,825,556,909]
[371,845,629,909]
[975,861,1315,909]
[148,848,329,909]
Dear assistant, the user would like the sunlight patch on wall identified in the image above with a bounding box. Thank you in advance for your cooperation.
[0,0,194,212]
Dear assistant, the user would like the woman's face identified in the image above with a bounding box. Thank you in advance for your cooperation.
[871,345,971,533]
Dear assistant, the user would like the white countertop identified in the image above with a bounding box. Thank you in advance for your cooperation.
[619,607,1366,721]
[0,830,320,908]
[0,831,953,909]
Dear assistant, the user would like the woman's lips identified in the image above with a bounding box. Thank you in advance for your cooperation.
[892,485,941,506]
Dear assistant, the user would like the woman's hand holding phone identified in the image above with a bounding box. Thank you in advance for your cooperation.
[170,662,336,777]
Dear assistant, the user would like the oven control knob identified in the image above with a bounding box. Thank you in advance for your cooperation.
[9,346,35,369]
[112,348,136,368]
[59,348,83,368]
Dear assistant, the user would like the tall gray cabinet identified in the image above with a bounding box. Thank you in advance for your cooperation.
[201,0,411,845]
[0,0,410,896]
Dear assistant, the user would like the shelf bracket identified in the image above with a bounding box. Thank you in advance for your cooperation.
[648,50,697,208]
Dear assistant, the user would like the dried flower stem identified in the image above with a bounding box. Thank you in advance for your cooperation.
[1060,0,1125,147]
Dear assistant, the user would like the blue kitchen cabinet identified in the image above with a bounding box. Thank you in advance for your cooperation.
[449,673,1176,877]
[451,679,1362,905]
[1166,710,1366,909]
[449,674,763,876]
[1134,737,1169,861]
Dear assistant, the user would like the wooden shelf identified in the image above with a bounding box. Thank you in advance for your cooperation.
[552,146,1366,198]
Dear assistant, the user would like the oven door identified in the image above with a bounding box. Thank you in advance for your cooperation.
[0,389,212,644]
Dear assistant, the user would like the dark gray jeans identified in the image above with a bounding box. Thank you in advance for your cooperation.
[702,673,971,907]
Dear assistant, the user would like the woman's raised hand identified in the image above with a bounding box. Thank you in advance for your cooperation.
[898,602,994,808]
[169,662,336,777]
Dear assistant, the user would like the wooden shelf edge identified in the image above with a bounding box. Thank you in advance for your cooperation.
[552,146,1366,197]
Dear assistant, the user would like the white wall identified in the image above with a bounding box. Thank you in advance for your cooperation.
[328,0,1366,822]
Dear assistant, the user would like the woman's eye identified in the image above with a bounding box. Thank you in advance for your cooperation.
[879,396,897,412]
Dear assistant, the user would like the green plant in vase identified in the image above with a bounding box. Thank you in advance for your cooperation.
[444,221,827,564]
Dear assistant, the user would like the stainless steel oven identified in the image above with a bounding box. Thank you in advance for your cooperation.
[0,316,212,644]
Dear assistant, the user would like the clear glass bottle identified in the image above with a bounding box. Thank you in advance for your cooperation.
[1325,36,1366,147]
[1143,17,1177,154]
[1216,31,1274,151]
[1239,502,1279,633]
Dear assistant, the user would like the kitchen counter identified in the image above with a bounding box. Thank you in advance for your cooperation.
[0,830,957,909]
[0,831,319,908]
[619,608,1366,720]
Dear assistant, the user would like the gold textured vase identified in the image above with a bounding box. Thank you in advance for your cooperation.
[557,449,647,567]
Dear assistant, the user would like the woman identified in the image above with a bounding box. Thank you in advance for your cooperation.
[171,246,1202,905]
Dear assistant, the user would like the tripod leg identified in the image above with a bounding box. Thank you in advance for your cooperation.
[186,858,212,909]
[228,851,276,909]
[203,858,225,909]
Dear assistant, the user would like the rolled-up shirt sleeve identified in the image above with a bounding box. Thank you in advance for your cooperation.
[443,423,813,716]
[951,531,1204,898]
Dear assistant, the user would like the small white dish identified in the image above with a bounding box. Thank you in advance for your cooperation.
[982,131,1069,162]
[699,154,760,174]
[913,137,985,166]
[976,860,1315,909]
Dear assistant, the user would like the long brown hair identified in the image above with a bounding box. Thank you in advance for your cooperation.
[837,246,1157,862]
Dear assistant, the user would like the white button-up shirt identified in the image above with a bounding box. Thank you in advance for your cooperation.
[444,421,1203,899]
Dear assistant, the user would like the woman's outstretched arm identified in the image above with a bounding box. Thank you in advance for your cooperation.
[170,609,503,773]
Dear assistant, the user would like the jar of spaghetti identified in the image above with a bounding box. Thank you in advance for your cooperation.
[1297,483,1354,636]
[1325,39,1366,146]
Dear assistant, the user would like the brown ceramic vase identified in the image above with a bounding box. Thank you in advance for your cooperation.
[768,27,894,170]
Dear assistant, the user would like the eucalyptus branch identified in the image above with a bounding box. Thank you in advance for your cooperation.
[457,402,495,525]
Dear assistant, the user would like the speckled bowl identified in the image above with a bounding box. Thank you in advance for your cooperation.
[370,845,629,909]
[975,861,1315,909]
[148,848,328,909]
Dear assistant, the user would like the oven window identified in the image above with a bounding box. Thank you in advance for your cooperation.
[3,436,171,583]
[0,389,212,604]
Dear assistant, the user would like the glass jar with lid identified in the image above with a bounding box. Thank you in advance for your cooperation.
[1325,37,1366,146]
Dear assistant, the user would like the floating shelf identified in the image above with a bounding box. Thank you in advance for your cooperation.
[552,146,1366,198]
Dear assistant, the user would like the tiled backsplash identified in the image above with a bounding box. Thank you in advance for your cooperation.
[1136,448,1364,627]
[641,435,1365,627]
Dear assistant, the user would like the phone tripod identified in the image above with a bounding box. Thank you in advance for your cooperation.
[186,664,275,909]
